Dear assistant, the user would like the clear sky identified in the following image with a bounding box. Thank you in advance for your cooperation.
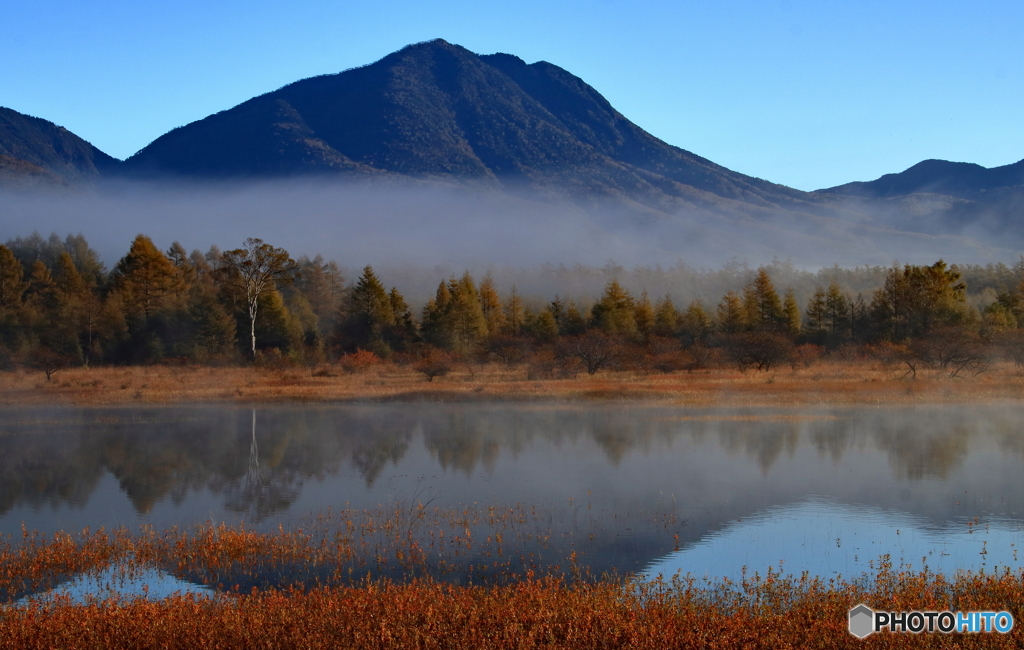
[3,0,1021,191]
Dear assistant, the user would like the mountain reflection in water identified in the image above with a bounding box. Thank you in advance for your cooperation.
[1,403,1023,579]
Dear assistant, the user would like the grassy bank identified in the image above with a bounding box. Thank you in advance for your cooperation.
[2,359,1024,407]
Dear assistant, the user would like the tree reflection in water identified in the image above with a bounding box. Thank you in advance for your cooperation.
[221,409,300,521]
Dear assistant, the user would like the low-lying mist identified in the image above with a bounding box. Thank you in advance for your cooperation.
[1,177,1018,303]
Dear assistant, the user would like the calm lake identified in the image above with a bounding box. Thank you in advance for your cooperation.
[2,402,1023,590]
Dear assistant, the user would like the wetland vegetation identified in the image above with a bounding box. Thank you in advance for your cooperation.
[5,232,1024,646]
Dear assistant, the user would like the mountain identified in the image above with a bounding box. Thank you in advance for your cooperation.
[2,40,1020,264]
[0,107,121,184]
[124,39,815,214]
[819,158,1024,200]
[816,159,1024,244]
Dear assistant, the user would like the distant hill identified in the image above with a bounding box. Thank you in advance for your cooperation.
[819,158,1024,200]
[816,159,1024,243]
[0,107,121,184]
[123,39,814,215]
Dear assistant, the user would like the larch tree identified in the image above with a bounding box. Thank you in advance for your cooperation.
[0,245,26,312]
[478,274,505,337]
[591,279,637,337]
[653,295,680,338]
[634,291,655,341]
[503,286,525,336]
[219,238,298,360]
[114,235,182,319]
[783,288,801,335]
[680,299,713,347]
[716,291,745,335]
[743,268,783,331]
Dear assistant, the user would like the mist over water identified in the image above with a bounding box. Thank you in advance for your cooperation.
[1,178,1018,292]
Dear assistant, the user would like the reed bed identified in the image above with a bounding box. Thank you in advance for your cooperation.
[3,510,1024,648]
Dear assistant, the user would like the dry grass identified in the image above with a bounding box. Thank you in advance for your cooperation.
[2,517,1024,649]
[3,359,1024,407]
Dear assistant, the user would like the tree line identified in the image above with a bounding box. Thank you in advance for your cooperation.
[2,232,1023,377]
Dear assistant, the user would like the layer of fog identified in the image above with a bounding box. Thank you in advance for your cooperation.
[1,178,1019,304]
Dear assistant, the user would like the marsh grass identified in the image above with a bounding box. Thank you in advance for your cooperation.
[3,359,1024,407]
[3,509,1024,648]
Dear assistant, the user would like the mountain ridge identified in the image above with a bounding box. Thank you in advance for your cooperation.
[0,107,121,182]
[1,39,1020,256]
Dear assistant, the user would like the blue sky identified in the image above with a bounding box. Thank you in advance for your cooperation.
[3,0,1021,191]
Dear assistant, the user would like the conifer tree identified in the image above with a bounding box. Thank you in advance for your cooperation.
[560,300,587,336]
[634,291,655,341]
[421,281,454,348]
[447,272,488,354]
[114,235,182,319]
[336,265,396,356]
[591,279,637,337]
[805,287,828,339]
[478,274,505,337]
[824,280,850,340]
[716,291,745,334]
[503,286,525,336]
[743,268,783,331]
[0,245,26,311]
[783,288,801,335]
[680,299,713,346]
[653,295,680,338]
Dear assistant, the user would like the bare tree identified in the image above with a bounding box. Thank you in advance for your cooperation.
[219,238,298,360]
[560,331,619,375]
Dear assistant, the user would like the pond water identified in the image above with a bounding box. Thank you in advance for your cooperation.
[2,402,1023,593]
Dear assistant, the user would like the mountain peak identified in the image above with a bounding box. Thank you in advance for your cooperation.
[121,41,798,211]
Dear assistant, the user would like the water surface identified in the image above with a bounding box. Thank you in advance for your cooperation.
[2,403,1022,584]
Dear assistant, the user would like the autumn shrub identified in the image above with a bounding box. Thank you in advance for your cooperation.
[414,348,453,382]
[791,343,824,369]
[338,348,382,375]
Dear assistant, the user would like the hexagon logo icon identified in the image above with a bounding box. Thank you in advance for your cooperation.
[849,604,875,639]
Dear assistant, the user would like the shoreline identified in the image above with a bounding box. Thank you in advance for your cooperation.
[3,360,1024,408]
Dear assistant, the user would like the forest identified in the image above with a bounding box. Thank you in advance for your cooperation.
[2,231,1024,380]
